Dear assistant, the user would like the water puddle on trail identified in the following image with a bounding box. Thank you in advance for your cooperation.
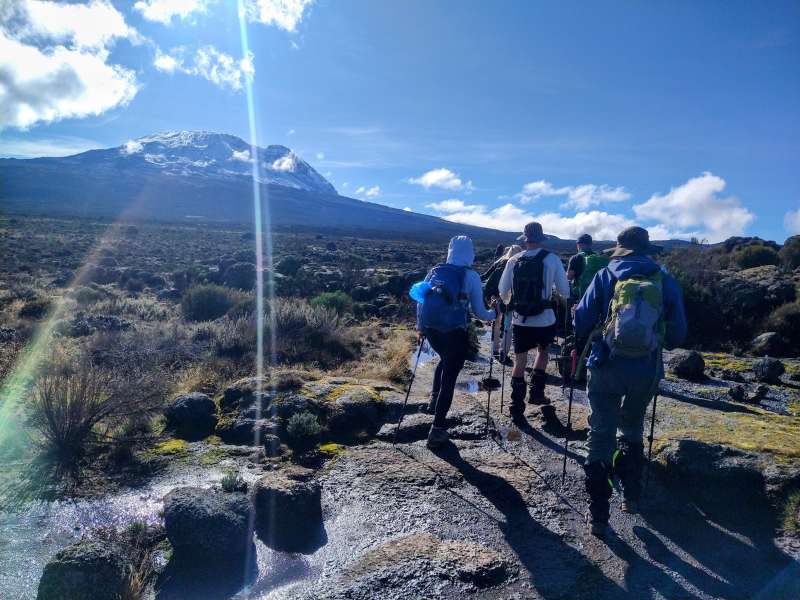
[0,465,328,600]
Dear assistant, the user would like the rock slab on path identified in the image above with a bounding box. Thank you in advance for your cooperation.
[37,539,130,600]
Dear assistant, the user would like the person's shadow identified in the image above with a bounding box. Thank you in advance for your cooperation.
[635,482,800,600]
[436,444,634,600]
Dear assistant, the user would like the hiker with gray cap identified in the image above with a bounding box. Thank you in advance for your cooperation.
[573,226,687,536]
[498,222,569,420]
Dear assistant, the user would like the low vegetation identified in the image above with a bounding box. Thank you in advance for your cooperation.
[285,411,323,451]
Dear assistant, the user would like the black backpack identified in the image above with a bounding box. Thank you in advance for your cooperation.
[511,251,551,320]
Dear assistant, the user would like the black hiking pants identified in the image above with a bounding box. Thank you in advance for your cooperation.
[424,327,470,429]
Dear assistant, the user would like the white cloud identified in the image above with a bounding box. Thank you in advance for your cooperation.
[272,154,296,171]
[134,0,212,24]
[287,128,296,136]
[0,1,139,129]
[0,134,100,157]
[230,149,251,162]
[153,48,179,72]
[426,199,479,213]
[426,200,688,241]
[403,207,412,212]
[341,182,349,188]
[122,139,144,154]
[633,172,754,243]
[409,168,474,192]
[241,0,314,32]
[355,185,380,199]
[315,152,325,160]
[153,46,254,91]
[517,179,631,209]
[784,209,800,235]
[22,0,139,50]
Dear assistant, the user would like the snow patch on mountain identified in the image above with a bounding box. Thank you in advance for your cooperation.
[107,131,336,194]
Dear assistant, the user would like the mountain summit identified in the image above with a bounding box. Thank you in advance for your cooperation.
[0,132,506,241]
[62,131,337,195]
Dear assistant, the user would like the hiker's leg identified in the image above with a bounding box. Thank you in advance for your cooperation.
[528,326,555,404]
[432,329,468,428]
[616,359,658,506]
[512,352,528,378]
[491,318,501,354]
[584,363,623,531]
[586,363,624,464]
[429,360,444,411]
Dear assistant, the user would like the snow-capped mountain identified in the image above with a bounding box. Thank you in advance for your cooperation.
[77,131,336,195]
[0,131,506,241]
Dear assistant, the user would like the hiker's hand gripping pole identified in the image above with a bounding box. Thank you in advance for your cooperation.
[393,335,426,445]
[561,348,577,486]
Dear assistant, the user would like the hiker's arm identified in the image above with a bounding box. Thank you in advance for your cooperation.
[466,270,496,321]
[498,257,514,305]
[566,255,579,282]
[552,254,570,298]
[662,274,688,350]
[574,271,605,339]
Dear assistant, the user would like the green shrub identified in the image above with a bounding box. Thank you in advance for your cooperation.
[310,291,353,315]
[18,297,51,319]
[72,285,107,305]
[733,245,780,269]
[28,369,113,470]
[779,236,800,270]
[285,411,322,451]
[220,470,247,493]
[181,284,241,321]
[766,302,800,350]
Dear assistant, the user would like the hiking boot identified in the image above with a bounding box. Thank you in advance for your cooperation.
[509,377,527,420]
[426,426,449,450]
[613,439,644,510]
[527,369,550,405]
[621,499,639,515]
[585,461,613,537]
[586,511,608,537]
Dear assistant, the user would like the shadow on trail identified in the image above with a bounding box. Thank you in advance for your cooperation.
[638,483,800,600]
[436,444,634,600]
[660,388,759,415]
[513,414,584,465]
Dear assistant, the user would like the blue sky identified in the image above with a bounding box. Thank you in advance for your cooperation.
[1,0,798,242]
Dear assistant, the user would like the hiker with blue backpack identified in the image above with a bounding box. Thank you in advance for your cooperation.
[574,226,687,536]
[417,236,497,450]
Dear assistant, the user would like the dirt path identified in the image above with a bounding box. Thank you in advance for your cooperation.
[290,333,799,600]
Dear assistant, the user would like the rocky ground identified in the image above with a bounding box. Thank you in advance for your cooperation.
[15,333,799,600]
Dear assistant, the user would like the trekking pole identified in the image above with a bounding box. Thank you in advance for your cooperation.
[393,336,426,445]
[484,322,496,435]
[561,348,577,487]
[499,308,507,415]
[643,347,664,490]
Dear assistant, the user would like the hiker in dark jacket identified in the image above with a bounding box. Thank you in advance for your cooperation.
[482,244,522,359]
[574,226,687,536]
[418,236,496,450]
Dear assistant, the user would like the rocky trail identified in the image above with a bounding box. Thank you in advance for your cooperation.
[289,334,799,600]
[4,332,799,600]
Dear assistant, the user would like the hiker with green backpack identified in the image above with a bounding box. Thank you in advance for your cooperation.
[574,226,687,536]
[567,233,610,301]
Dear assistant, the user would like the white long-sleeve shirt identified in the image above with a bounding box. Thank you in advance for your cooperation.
[498,248,569,327]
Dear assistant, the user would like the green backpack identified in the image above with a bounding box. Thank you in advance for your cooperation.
[603,272,665,358]
[575,252,610,298]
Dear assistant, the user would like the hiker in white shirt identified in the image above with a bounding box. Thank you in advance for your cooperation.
[498,222,569,419]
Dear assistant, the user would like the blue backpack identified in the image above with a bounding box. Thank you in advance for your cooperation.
[418,263,469,332]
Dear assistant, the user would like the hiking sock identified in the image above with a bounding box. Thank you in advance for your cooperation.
[527,369,549,404]
[613,440,644,504]
[584,461,613,525]
[510,377,526,417]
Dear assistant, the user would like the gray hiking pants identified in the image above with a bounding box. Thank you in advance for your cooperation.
[586,356,660,464]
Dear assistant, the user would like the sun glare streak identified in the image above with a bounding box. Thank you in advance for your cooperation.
[0,223,133,457]
[238,0,278,585]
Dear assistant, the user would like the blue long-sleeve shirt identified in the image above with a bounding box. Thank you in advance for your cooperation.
[574,255,687,359]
